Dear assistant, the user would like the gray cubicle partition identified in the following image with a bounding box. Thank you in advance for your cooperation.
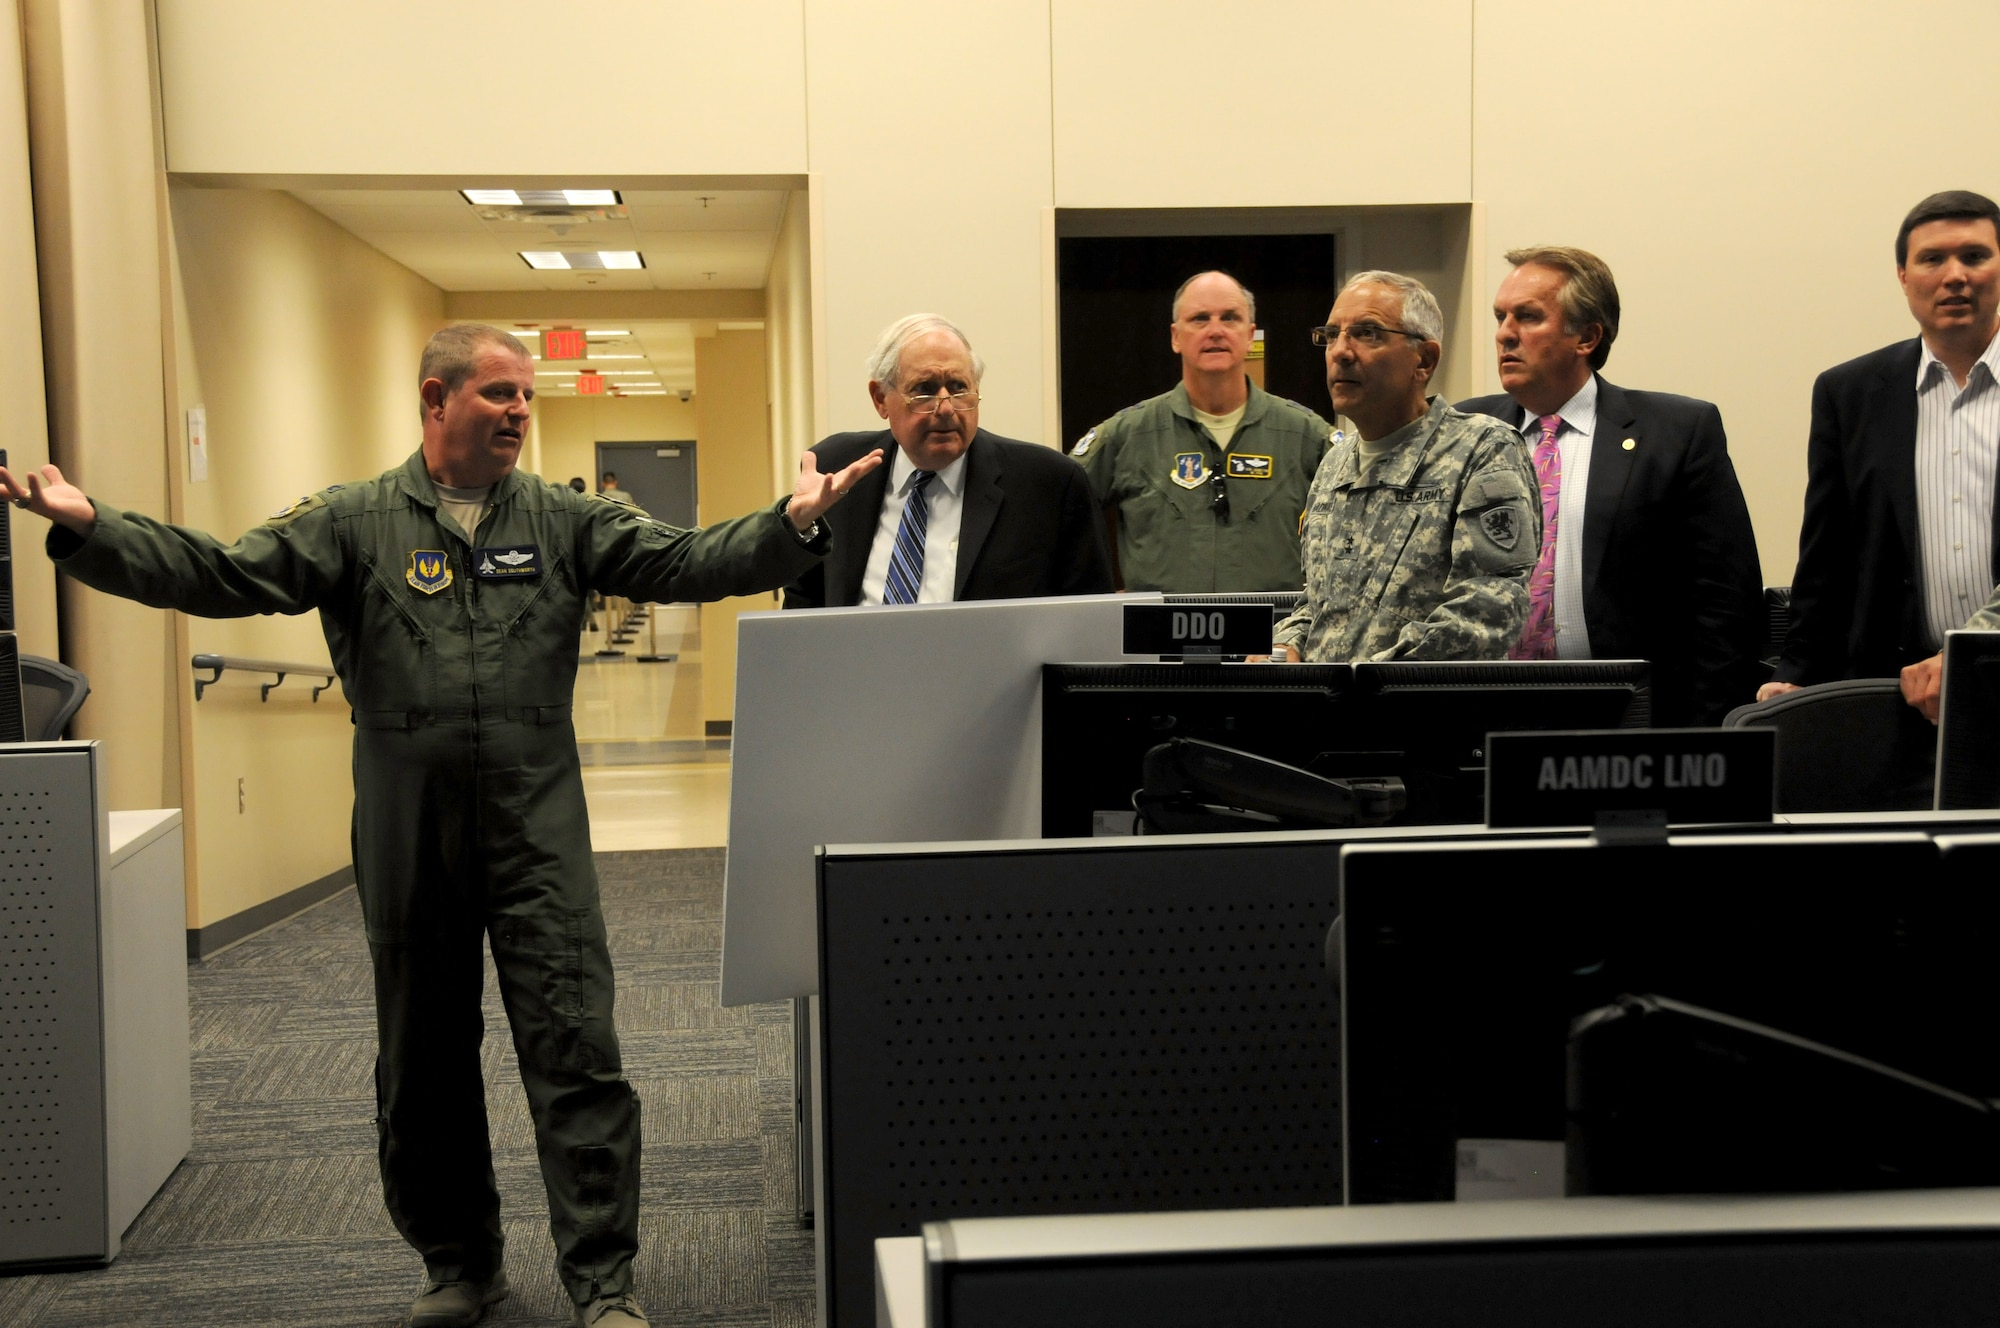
[886,1191,2000,1328]
[723,595,1144,1006]
[1,742,111,1264]
[817,813,2000,1328]
[817,834,1358,1328]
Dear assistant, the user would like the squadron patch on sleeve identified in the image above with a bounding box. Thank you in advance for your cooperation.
[406,550,453,595]
[1171,452,1209,489]
[1072,428,1096,458]
[1479,506,1522,552]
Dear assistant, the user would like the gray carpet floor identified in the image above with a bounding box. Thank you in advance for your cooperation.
[0,848,815,1327]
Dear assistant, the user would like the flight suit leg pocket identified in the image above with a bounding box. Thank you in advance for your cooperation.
[494,907,621,1076]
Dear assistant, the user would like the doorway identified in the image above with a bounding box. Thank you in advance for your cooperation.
[597,441,698,527]
[1055,232,1338,450]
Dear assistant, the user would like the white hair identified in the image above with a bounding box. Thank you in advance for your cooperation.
[864,314,985,388]
[1339,270,1445,347]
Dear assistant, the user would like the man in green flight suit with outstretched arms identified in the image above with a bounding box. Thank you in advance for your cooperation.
[0,324,882,1328]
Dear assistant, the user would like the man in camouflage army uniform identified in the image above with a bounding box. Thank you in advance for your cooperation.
[1272,271,1538,661]
[0,325,882,1328]
[1072,270,1334,591]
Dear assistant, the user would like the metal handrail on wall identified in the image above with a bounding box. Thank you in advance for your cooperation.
[190,654,338,703]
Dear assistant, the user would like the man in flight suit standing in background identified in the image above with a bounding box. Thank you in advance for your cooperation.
[0,324,882,1328]
[1072,270,1335,591]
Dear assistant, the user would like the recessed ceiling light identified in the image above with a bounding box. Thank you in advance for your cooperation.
[517,252,644,271]
[466,189,623,207]
[585,329,630,337]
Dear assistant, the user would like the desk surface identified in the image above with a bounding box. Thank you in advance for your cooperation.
[109,808,181,868]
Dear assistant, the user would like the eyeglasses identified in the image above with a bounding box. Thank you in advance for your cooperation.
[899,388,980,414]
[1209,471,1230,525]
[1310,322,1426,349]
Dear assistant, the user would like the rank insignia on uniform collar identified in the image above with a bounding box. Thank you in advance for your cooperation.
[407,550,452,595]
[1171,452,1209,489]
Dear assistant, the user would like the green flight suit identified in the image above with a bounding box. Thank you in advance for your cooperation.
[1071,379,1334,592]
[51,451,824,1306]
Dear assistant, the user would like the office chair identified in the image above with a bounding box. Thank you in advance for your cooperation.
[20,655,90,741]
[1723,677,1934,812]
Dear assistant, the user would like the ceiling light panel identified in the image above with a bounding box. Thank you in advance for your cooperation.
[517,252,645,271]
[466,189,622,207]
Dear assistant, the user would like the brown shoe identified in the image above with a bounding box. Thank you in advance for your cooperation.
[574,1292,648,1325]
[409,1271,509,1327]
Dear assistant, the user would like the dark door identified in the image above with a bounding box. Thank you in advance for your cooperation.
[1057,233,1338,451]
[596,441,697,527]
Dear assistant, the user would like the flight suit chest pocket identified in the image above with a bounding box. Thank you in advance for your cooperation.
[354,550,439,710]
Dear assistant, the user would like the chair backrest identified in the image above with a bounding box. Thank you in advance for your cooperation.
[19,655,90,742]
[1722,677,1934,812]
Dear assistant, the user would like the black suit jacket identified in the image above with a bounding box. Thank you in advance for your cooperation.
[1458,377,1764,725]
[782,428,1113,609]
[1771,338,1998,686]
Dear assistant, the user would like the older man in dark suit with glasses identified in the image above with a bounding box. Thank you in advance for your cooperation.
[783,313,1110,609]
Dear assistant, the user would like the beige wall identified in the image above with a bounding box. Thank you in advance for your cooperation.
[17,0,1988,933]
[153,1,2000,582]
[766,190,815,486]
[694,329,777,726]
[537,395,701,497]
[25,0,177,809]
[167,186,443,928]
[1468,0,2000,579]
[0,4,56,661]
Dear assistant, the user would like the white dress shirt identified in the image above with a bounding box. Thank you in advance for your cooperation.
[858,447,968,605]
[1509,376,1598,659]
[1915,330,2000,649]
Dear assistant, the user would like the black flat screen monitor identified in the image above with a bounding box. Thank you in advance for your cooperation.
[1041,659,1650,836]
[1936,629,2000,809]
[1338,834,2000,1205]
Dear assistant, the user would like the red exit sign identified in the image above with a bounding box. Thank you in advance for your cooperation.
[545,328,587,360]
[577,372,605,396]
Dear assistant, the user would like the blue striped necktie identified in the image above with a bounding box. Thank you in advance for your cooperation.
[882,469,937,605]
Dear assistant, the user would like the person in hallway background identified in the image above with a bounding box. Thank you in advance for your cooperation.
[1071,270,1335,591]
[1457,246,1764,725]
[1767,190,2000,701]
[1271,271,1538,662]
[0,324,881,1328]
[598,470,638,507]
[569,475,587,493]
[782,312,1112,608]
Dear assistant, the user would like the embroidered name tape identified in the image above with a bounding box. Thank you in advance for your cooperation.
[473,545,543,579]
[1226,454,1274,478]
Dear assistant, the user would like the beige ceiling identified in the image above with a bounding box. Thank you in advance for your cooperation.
[290,187,788,395]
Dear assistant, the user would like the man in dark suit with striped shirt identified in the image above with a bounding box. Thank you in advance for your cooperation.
[1768,191,2000,713]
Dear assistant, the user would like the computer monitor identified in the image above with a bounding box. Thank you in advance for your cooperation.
[1337,834,2000,1205]
[1041,659,1650,836]
[1935,629,2000,809]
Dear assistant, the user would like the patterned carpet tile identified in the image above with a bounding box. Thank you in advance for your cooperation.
[6,848,813,1328]
[186,1098,377,1166]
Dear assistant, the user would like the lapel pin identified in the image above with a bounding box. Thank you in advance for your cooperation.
[1621,438,1637,451]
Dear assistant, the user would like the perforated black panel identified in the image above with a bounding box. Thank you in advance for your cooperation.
[0,749,105,1264]
[819,840,1344,1328]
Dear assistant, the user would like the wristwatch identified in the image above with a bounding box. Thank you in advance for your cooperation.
[779,496,826,547]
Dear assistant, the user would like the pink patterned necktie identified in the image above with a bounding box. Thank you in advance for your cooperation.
[1509,414,1562,660]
